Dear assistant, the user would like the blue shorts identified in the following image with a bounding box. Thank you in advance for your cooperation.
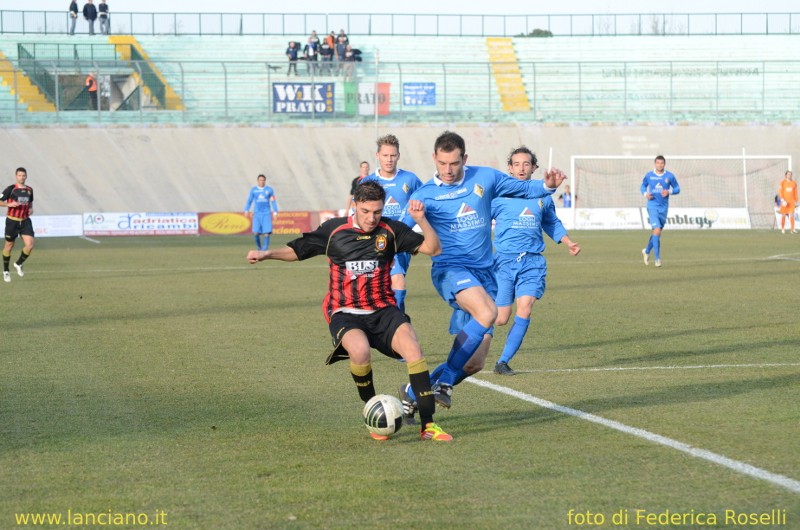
[252,212,273,234]
[494,252,547,306]
[432,264,497,335]
[390,252,412,277]
[646,206,667,229]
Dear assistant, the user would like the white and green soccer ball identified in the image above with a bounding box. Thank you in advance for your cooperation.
[363,394,404,438]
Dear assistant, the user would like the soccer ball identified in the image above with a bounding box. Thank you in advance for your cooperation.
[363,394,404,438]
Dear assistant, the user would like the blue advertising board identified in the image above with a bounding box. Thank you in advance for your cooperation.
[273,83,334,114]
[402,83,436,106]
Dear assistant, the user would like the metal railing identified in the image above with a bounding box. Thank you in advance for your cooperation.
[3,57,800,126]
[1,10,800,37]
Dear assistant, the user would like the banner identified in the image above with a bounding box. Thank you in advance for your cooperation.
[403,82,436,106]
[273,211,312,234]
[272,83,334,114]
[198,212,251,235]
[83,212,198,236]
[29,215,83,237]
[345,82,390,116]
[574,208,643,230]
[644,208,751,229]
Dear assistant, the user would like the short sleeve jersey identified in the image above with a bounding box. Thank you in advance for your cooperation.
[1,184,34,220]
[287,216,424,322]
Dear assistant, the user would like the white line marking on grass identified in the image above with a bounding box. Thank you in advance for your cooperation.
[466,378,800,494]
[80,236,102,244]
[767,252,800,261]
[503,362,800,375]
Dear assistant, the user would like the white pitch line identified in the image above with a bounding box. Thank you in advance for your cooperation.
[489,362,800,375]
[466,377,800,494]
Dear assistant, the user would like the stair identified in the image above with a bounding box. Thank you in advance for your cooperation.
[485,37,530,113]
[0,51,56,112]
[109,35,184,110]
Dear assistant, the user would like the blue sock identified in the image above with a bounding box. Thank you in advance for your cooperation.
[499,316,530,365]
[261,235,270,251]
[645,235,653,254]
[394,289,406,313]
[253,234,261,248]
[653,235,661,260]
[437,319,489,386]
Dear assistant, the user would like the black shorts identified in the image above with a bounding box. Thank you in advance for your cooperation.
[5,217,34,242]
[325,306,411,365]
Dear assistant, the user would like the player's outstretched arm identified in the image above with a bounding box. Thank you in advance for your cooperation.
[561,236,581,256]
[247,247,299,264]
[407,199,441,256]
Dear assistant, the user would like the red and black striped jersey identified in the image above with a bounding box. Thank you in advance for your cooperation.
[288,216,424,323]
[1,184,34,220]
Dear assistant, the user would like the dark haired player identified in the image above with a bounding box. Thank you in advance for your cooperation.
[1,167,35,283]
[641,155,680,268]
[247,181,452,442]
[399,131,566,414]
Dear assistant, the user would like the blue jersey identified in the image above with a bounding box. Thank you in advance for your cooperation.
[402,165,554,268]
[640,170,679,210]
[361,169,422,221]
[492,194,567,255]
[244,185,279,215]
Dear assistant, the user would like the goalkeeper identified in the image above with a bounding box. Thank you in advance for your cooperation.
[777,170,797,234]
[641,155,680,268]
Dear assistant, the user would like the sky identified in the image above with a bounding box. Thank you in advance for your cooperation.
[1,0,797,14]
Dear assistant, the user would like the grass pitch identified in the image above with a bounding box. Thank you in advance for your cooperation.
[1,231,798,528]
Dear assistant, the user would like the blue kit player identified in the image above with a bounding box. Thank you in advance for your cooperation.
[491,147,581,375]
[641,156,680,268]
[361,134,423,312]
[244,174,279,251]
[399,131,566,414]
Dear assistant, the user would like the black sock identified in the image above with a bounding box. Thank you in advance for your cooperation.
[408,359,435,427]
[350,363,375,403]
[16,250,30,265]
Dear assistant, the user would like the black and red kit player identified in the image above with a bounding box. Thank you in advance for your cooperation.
[1,167,35,283]
[246,180,452,441]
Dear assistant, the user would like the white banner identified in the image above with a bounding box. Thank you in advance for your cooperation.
[574,208,643,230]
[32,215,84,237]
[644,208,751,230]
[83,212,199,236]
[2,215,84,238]
[555,207,575,230]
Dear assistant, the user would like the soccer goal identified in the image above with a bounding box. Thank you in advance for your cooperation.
[569,154,792,229]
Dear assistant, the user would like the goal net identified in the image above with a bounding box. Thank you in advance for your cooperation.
[570,155,791,229]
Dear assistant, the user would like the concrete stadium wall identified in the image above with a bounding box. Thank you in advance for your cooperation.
[0,124,796,215]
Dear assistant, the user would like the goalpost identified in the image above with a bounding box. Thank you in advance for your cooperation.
[569,154,792,230]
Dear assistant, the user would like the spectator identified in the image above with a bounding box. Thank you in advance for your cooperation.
[82,0,97,35]
[343,44,357,81]
[286,41,299,76]
[559,184,573,207]
[338,29,350,45]
[85,71,98,109]
[98,0,109,35]
[68,0,79,35]
[309,30,320,47]
[335,35,347,77]
[303,37,319,76]
[319,36,334,75]
[325,31,336,49]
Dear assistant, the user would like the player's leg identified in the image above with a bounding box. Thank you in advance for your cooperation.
[13,232,33,277]
[497,296,536,371]
[391,322,437,429]
[261,231,271,251]
[261,216,273,251]
[251,214,262,249]
[390,253,411,312]
[2,240,12,282]
[435,285,496,387]
[330,313,375,404]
